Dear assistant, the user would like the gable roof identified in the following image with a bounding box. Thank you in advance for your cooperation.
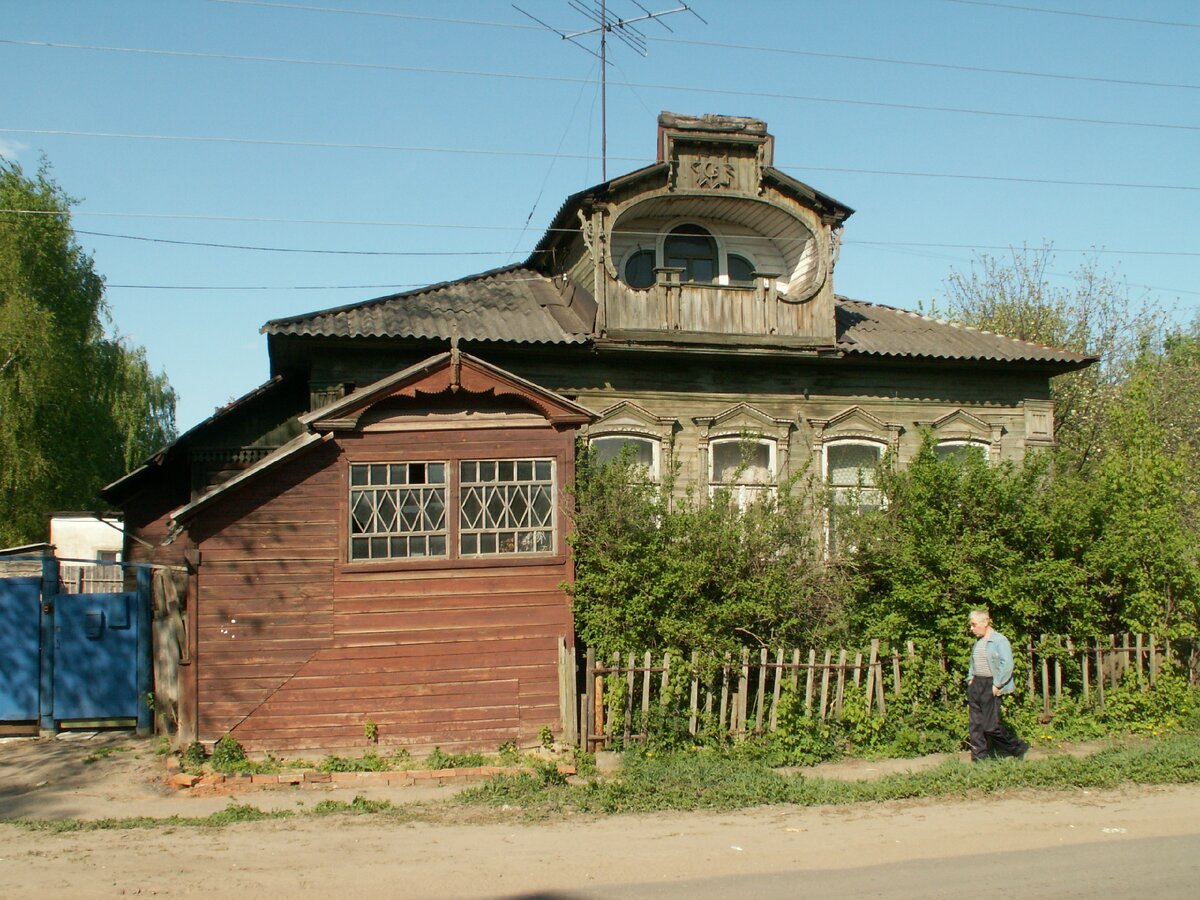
[262,265,595,344]
[835,298,1096,367]
[169,350,594,526]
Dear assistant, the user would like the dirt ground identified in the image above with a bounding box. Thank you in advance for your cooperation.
[2,732,1198,898]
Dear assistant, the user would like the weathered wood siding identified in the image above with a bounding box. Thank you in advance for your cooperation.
[189,424,576,753]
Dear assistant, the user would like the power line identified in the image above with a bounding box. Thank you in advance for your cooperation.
[3,133,1199,194]
[939,0,1200,29]
[204,2,1200,90]
[51,221,1200,260]
[72,229,525,257]
[4,41,1199,132]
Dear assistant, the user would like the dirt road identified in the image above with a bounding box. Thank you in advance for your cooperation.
[3,733,1198,898]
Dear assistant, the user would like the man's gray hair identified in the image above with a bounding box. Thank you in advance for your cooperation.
[969,609,991,624]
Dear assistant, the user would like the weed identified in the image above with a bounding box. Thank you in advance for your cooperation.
[182,741,206,773]
[363,719,378,743]
[310,795,394,816]
[210,735,247,773]
[539,725,555,749]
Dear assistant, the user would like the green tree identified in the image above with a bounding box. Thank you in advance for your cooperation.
[934,245,1162,469]
[0,159,176,545]
[568,445,851,659]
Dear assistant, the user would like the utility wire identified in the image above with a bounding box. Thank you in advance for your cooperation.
[3,134,1198,193]
[203,3,1200,89]
[939,0,1200,29]
[3,41,1198,131]
[57,224,1200,260]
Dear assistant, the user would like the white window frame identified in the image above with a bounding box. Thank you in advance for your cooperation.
[349,461,450,561]
[934,439,991,462]
[708,435,777,507]
[823,439,886,555]
[588,434,662,480]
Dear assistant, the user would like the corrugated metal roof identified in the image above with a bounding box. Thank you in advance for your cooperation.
[836,298,1095,366]
[261,271,1091,368]
[262,265,594,345]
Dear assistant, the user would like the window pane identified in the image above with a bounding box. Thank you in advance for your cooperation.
[624,249,654,289]
[728,254,755,284]
[591,436,654,469]
[665,224,717,284]
[712,440,771,484]
[459,458,556,556]
[348,461,448,561]
[936,442,987,462]
[828,444,882,487]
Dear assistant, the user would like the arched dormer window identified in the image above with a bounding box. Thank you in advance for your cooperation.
[624,249,655,289]
[727,254,756,286]
[664,224,718,284]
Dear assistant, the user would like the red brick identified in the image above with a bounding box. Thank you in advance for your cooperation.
[278,772,303,784]
[303,772,332,783]
[251,774,279,784]
[197,774,225,786]
[167,772,198,789]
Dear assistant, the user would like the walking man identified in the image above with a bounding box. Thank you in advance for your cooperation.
[966,609,1029,762]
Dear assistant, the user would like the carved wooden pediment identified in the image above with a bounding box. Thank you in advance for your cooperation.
[693,403,794,442]
[915,408,1004,444]
[587,400,678,440]
[303,349,593,433]
[808,406,903,445]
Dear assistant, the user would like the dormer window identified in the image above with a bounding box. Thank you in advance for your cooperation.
[665,224,718,283]
[624,249,655,289]
[727,254,755,286]
[618,224,762,291]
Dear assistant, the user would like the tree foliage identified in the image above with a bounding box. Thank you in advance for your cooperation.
[0,159,176,545]
[568,445,852,659]
[935,244,1162,469]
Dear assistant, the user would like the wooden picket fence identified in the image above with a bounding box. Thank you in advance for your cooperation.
[577,634,1193,751]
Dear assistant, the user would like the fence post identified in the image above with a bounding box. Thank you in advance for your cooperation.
[754,648,767,733]
[819,650,832,720]
[737,648,750,737]
[1149,634,1158,685]
[891,644,902,697]
[770,649,785,732]
[1135,634,1145,688]
[583,646,594,751]
[805,648,816,713]
[719,652,731,734]
[689,650,700,737]
[865,641,878,715]
[624,651,635,744]
[834,649,848,717]
[660,651,671,706]
[1039,634,1050,717]
[1095,638,1105,710]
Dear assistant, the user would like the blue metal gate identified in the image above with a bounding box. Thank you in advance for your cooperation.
[0,558,151,733]
[0,576,42,722]
[53,590,141,720]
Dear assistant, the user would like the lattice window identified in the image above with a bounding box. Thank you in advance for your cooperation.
[349,462,447,560]
[459,459,555,556]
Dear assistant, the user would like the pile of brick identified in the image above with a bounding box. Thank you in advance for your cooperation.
[164,756,576,796]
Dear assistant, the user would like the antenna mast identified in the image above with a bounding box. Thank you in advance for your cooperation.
[515,2,706,181]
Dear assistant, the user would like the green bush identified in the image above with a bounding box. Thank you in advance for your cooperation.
[209,735,247,773]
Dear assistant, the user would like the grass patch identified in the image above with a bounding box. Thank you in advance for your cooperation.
[457,732,1200,816]
[1,802,293,833]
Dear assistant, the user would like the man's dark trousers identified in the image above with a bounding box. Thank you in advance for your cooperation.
[968,675,1027,761]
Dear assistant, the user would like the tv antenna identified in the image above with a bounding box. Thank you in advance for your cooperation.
[514,2,706,181]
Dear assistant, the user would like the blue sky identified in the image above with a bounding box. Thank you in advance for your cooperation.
[3,0,1197,431]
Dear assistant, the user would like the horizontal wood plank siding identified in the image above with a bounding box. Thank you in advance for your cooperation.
[192,419,576,754]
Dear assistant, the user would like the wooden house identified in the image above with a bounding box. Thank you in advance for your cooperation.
[103,112,1093,754]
